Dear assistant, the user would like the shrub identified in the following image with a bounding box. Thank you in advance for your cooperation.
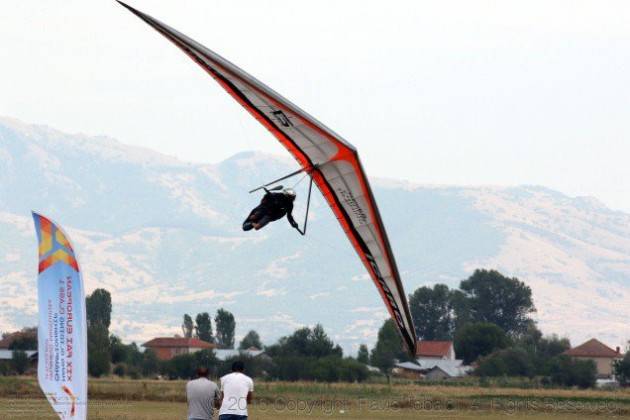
[547,355,596,389]
[475,348,534,378]
[267,356,368,382]
[113,364,126,377]
[11,350,29,375]
[162,353,197,380]
[217,355,271,379]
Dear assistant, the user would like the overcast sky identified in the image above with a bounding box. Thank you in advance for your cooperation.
[2,1,630,210]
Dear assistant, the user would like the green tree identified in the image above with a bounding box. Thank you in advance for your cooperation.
[86,288,112,329]
[537,335,571,360]
[239,330,262,350]
[454,322,510,364]
[614,352,630,386]
[459,269,535,336]
[125,342,144,368]
[11,350,29,375]
[409,284,454,340]
[141,349,159,377]
[87,325,110,377]
[215,308,236,349]
[281,328,311,356]
[370,319,404,381]
[512,322,571,375]
[357,344,369,364]
[310,324,338,357]
[450,289,472,333]
[86,289,112,377]
[182,314,194,339]
[195,312,214,343]
[512,320,542,352]
[110,335,129,364]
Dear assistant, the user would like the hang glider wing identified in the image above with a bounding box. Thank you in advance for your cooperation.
[117,1,417,353]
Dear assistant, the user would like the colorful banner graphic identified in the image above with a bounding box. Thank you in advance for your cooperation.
[33,212,87,419]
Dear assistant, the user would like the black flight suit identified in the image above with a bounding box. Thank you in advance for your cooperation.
[242,191,298,231]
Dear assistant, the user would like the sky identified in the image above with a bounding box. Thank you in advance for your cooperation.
[2,1,630,211]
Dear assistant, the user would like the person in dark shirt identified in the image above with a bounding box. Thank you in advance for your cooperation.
[242,188,299,232]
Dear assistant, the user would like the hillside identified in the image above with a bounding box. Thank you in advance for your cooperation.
[1,116,628,351]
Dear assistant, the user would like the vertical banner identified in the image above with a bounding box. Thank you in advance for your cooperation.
[33,212,87,419]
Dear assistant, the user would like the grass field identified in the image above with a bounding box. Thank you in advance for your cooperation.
[1,377,628,419]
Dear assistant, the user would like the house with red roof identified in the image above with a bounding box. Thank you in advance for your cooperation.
[415,340,455,360]
[143,337,216,361]
[563,338,623,379]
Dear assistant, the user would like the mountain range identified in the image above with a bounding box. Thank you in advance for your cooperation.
[1,116,628,353]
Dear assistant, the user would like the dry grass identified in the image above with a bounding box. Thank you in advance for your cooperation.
[0,398,625,419]
[1,377,628,419]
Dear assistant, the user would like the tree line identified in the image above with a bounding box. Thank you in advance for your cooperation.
[85,289,246,377]
[83,287,367,381]
[366,269,605,388]
[3,271,630,387]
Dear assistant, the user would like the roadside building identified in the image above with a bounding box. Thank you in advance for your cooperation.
[563,338,623,379]
[142,337,215,361]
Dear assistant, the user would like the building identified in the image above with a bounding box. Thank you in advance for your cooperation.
[416,340,469,379]
[563,338,623,379]
[393,341,470,380]
[415,340,455,360]
[214,348,269,362]
[142,337,215,361]
[0,350,38,374]
[0,350,37,362]
[393,361,424,379]
[214,348,265,361]
[416,358,471,379]
[393,359,471,380]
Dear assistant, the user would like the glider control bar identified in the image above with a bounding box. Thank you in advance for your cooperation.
[249,164,320,194]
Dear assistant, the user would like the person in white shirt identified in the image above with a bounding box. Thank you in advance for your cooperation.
[186,367,221,420]
[218,361,254,420]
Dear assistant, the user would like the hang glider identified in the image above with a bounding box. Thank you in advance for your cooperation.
[117,1,417,353]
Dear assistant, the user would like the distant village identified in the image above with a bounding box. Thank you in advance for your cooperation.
[2,270,629,388]
[1,323,627,387]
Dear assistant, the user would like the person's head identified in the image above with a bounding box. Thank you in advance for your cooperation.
[283,188,296,201]
[231,361,245,373]
[196,367,209,378]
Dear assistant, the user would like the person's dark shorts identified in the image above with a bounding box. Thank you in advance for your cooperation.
[219,415,247,420]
